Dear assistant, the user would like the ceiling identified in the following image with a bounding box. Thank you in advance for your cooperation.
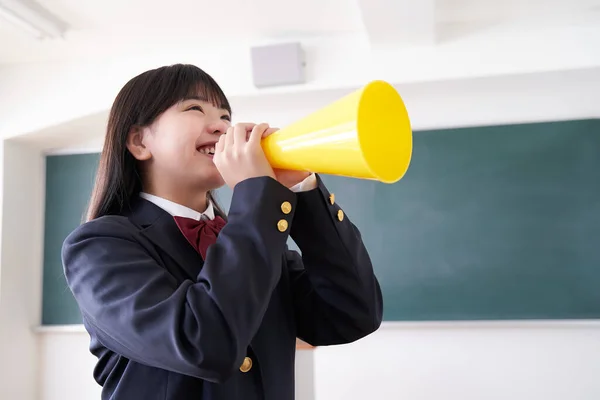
[0,0,599,65]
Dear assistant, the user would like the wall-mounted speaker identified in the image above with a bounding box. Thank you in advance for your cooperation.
[250,42,306,88]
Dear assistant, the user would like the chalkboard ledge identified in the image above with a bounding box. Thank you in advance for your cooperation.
[378,320,600,329]
[33,320,600,336]
[34,324,87,334]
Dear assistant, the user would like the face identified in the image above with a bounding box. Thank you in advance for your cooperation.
[127,96,231,191]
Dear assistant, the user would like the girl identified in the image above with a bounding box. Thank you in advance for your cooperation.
[62,64,383,400]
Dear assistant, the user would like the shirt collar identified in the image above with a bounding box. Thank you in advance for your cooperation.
[139,192,215,221]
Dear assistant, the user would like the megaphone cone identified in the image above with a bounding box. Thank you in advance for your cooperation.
[261,80,412,184]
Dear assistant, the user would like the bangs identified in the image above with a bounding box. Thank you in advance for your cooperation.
[135,64,232,126]
[174,66,231,114]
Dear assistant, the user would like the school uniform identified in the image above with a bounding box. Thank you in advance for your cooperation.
[62,174,383,400]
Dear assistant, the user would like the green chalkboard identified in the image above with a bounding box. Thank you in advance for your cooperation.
[41,119,600,325]
[42,153,100,325]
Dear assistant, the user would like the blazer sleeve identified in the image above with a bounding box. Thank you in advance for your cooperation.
[287,174,383,346]
[62,177,296,383]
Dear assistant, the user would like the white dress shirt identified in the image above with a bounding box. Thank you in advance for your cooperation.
[140,173,317,221]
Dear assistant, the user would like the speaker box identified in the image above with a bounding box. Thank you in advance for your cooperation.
[250,42,306,88]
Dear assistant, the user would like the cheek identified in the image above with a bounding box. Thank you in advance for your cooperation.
[152,123,195,155]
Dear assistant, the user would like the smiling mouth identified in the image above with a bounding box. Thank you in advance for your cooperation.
[197,145,216,157]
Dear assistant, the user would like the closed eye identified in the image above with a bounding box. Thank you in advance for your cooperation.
[221,115,231,122]
[187,105,204,113]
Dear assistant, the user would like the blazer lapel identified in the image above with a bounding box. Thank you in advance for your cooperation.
[127,197,205,280]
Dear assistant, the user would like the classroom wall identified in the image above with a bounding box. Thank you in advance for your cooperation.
[316,322,600,400]
[1,65,600,399]
[36,329,316,400]
[0,140,45,400]
[34,322,600,400]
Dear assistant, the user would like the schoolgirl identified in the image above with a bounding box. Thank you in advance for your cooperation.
[62,64,383,400]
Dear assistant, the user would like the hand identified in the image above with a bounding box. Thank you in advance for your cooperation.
[213,122,275,189]
[263,127,311,188]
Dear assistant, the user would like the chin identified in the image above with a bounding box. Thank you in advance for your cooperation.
[192,160,224,188]
[200,172,225,190]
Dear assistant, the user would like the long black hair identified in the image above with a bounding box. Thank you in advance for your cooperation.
[86,64,230,221]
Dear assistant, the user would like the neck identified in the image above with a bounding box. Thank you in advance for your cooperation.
[143,181,209,214]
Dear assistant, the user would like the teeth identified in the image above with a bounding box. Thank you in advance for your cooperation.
[198,146,215,155]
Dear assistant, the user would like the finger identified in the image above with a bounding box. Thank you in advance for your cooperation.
[215,133,226,155]
[262,127,280,138]
[233,123,255,148]
[224,125,235,149]
[233,124,247,147]
[248,123,270,146]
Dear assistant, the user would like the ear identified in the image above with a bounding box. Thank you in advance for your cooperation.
[126,126,152,161]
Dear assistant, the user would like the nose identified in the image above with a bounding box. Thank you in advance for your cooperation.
[207,119,229,136]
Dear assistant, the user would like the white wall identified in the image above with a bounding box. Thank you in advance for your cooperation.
[0,59,599,400]
[2,21,600,139]
[315,322,600,400]
[0,140,45,400]
[37,330,100,399]
[34,321,600,400]
[36,328,316,400]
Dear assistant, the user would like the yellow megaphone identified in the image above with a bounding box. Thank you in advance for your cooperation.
[261,80,412,184]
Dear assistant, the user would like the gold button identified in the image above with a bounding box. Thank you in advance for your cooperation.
[337,210,344,221]
[240,357,252,373]
[329,193,335,205]
[281,201,292,214]
[277,219,288,232]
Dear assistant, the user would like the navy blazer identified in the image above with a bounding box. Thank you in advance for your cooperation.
[62,175,383,400]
